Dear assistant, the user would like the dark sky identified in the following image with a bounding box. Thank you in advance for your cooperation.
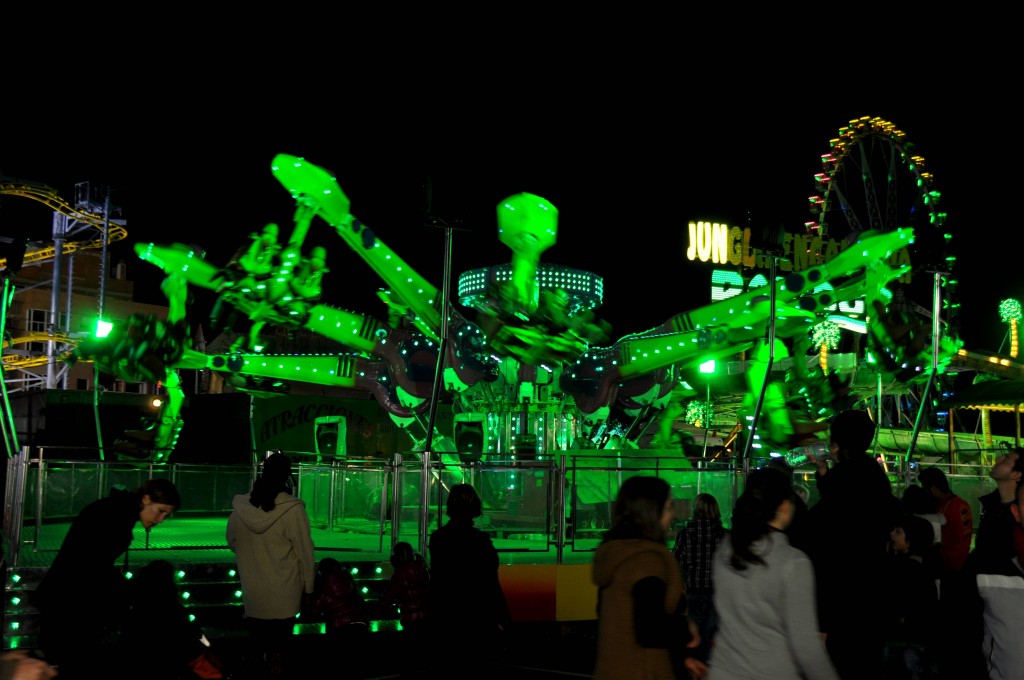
[1,87,1013,355]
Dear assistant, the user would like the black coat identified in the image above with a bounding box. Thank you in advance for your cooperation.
[806,454,901,634]
[32,488,138,622]
[428,518,510,631]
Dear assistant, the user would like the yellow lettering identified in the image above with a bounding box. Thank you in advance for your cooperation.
[697,222,713,262]
[742,228,755,268]
[711,223,729,264]
[728,227,743,266]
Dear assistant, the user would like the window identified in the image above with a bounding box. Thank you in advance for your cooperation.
[27,309,69,353]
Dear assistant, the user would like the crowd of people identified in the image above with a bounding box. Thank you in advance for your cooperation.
[24,421,1024,679]
[590,409,1024,679]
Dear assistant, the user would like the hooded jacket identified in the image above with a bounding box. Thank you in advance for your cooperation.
[226,491,316,620]
[591,537,687,680]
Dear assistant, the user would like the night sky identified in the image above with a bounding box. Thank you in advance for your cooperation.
[1,87,1013,357]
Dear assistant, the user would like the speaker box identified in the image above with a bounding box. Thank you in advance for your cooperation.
[314,415,347,459]
[453,413,486,463]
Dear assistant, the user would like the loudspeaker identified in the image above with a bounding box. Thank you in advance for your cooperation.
[453,413,485,463]
[314,415,347,459]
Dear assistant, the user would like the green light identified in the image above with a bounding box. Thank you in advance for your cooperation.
[95,319,114,338]
[698,360,716,374]
[9,622,18,631]
[234,590,243,598]
[10,597,20,606]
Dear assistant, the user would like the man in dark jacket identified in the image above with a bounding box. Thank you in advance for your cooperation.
[32,479,180,679]
[974,447,1024,565]
[807,409,900,680]
[972,477,1024,679]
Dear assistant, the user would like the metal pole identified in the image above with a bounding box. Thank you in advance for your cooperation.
[420,225,454,554]
[906,272,945,464]
[741,256,779,461]
[47,213,65,390]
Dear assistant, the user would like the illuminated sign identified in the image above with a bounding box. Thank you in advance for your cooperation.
[692,221,889,331]
[685,221,911,278]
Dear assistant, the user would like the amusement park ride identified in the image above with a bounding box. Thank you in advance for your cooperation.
[2,116,975,467]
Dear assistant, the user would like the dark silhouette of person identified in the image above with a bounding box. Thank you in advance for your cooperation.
[117,559,221,680]
[375,542,433,678]
[806,409,901,680]
[973,447,1024,566]
[31,478,181,679]
[918,466,975,679]
[763,456,813,554]
[883,513,939,679]
[428,484,510,679]
[308,557,370,638]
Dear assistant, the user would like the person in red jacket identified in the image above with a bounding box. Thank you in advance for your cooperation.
[918,465,975,678]
[375,542,433,678]
[919,467,973,575]
[309,557,370,639]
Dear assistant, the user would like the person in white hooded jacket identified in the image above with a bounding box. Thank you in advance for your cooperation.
[227,452,316,679]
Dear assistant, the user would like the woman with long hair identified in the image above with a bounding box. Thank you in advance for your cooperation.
[592,475,707,679]
[709,468,838,679]
[226,453,316,679]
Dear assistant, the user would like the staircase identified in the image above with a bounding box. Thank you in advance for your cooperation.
[3,554,400,651]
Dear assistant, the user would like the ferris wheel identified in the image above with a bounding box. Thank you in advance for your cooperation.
[806,115,957,342]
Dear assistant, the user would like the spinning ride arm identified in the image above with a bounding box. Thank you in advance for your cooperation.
[563,228,918,419]
[271,155,443,340]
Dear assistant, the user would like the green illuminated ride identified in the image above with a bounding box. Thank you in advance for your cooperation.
[68,142,960,468]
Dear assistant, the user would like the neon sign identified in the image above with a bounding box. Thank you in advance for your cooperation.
[685,221,911,278]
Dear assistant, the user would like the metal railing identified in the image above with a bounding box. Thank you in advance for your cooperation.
[3,446,999,568]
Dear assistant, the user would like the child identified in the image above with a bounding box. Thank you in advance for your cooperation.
[375,542,433,678]
[376,542,432,631]
[884,514,939,680]
[308,557,370,640]
[119,558,225,680]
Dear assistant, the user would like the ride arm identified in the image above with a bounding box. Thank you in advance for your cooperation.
[563,229,916,416]
[271,154,442,340]
[149,369,185,462]
[198,351,431,419]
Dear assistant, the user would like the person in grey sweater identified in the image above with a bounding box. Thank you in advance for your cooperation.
[227,453,316,679]
[709,468,839,680]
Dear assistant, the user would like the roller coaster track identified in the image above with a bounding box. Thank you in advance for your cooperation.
[0,178,127,270]
[1,332,79,370]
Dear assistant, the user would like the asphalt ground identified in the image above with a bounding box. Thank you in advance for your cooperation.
[206,620,599,679]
